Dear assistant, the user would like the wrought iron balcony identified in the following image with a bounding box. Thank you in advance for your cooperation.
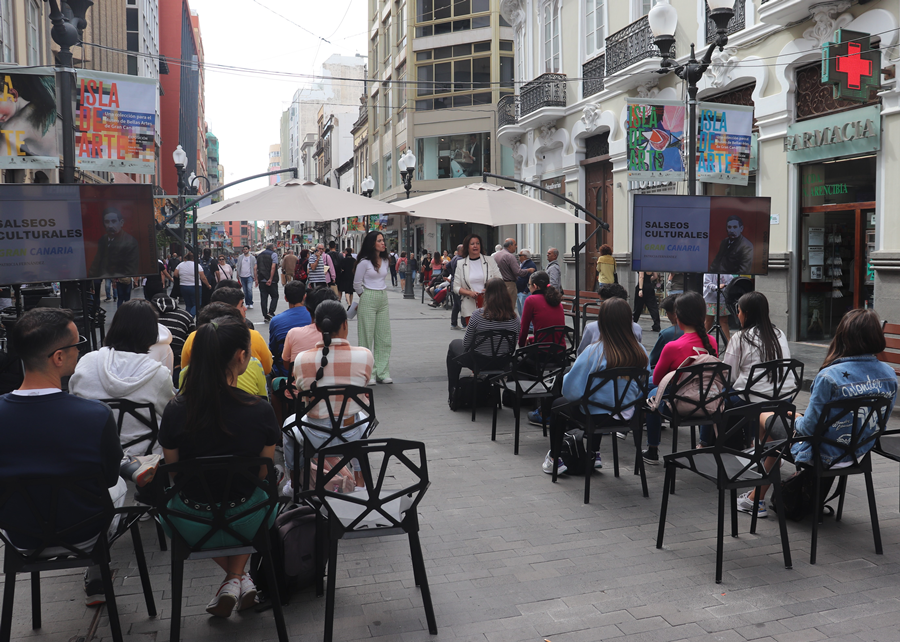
[582,54,605,99]
[519,73,567,118]
[498,94,519,128]
[705,0,745,44]
[605,15,663,77]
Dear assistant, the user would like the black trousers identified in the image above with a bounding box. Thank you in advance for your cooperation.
[389,266,397,286]
[446,339,474,397]
[450,292,461,327]
[259,281,279,316]
[633,286,661,329]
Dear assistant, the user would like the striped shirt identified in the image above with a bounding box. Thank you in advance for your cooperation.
[462,308,520,356]
[308,253,327,283]
[295,338,373,419]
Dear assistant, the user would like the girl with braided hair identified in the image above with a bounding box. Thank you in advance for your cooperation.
[281,300,374,496]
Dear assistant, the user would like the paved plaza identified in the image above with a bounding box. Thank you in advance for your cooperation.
[7,285,900,642]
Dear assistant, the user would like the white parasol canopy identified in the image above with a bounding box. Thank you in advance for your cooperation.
[195,179,410,223]
[399,182,587,225]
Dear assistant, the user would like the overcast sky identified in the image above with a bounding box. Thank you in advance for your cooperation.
[190,0,369,196]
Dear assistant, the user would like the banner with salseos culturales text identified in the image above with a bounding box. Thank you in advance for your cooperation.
[696,103,753,186]
[626,99,685,181]
[0,67,61,170]
[76,70,157,174]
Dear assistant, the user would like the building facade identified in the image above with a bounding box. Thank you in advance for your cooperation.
[496,0,900,341]
[268,143,281,185]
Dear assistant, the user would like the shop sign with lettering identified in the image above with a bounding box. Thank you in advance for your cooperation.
[784,105,880,164]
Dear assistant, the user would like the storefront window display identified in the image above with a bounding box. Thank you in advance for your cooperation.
[416,132,490,179]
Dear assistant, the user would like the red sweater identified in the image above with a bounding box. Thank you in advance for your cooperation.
[652,331,719,386]
[520,293,565,347]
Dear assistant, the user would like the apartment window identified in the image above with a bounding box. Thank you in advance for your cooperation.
[396,0,407,48]
[382,16,391,63]
[25,0,41,66]
[415,0,490,37]
[415,41,511,111]
[416,132,490,179]
[0,0,14,63]
[515,30,525,84]
[397,62,407,125]
[633,0,657,19]
[372,36,380,74]
[383,152,392,189]
[127,6,139,75]
[542,2,560,73]
[585,0,606,58]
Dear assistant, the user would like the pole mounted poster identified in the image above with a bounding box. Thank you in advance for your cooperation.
[696,103,753,186]
[76,70,157,174]
[0,68,61,170]
[626,99,685,181]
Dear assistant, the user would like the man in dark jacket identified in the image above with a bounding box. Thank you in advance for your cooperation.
[88,208,140,278]
[710,215,755,274]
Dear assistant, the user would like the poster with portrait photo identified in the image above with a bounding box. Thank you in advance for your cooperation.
[0,68,61,169]
[707,197,771,275]
[81,184,158,279]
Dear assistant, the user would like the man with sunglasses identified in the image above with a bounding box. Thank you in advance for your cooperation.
[0,309,159,606]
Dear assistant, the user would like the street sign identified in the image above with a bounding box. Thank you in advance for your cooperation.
[822,29,881,103]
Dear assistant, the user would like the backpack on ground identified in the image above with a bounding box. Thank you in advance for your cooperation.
[257,250,274,282]
[647,347,727,418]
[249,503,317,606]
[559,429,588,475]
[449,376,493,410]
[770,469,836,522]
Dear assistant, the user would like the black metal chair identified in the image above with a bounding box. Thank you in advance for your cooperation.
[873,424,900,511]
[453,329,518,422]
[789,396,892,565]
[489,342,567,454]
[0,473,156,642]
[550,368,651,503]
[313,438,437,642]
[533,325,577,363]
[102,398,168,552]
[656,402,794,583]
[655,361,732,493]
[155,456,288,642]
[734,359,805,404]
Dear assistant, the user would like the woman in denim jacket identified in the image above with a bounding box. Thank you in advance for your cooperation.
[737,308,897,518]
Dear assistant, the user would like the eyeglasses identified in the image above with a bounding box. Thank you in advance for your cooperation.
[47,335,88,358]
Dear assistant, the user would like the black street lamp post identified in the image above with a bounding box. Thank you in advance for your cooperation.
[398,150,417,300]
[189,172,211,314]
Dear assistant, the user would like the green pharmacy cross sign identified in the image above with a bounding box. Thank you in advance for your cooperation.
[822,29,881,103]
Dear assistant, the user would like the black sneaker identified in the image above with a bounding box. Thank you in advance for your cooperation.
[84,576,106,606]
[642,448,659,465]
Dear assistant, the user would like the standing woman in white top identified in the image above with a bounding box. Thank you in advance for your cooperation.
[452,233,501,325]
[353,231,393,384]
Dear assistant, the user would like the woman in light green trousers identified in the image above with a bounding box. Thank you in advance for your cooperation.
[353,231,393,384]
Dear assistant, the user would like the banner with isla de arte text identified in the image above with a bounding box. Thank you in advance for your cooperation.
[76,70,157,174]
[696,103,753,186]
[626,99,685,181]
[0,68,61,170]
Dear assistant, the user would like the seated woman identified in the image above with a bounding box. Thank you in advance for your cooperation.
[542,298,649,474]
[519,270,564,347]
[641,291,719,466]
[446,277,519,406]
[158,317,280,618]
[178,303,269,399]
[70,299,175,461]
[281,300,374,497]
[737,308,897,519]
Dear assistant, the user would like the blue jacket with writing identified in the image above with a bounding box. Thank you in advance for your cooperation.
[792,355,897,466]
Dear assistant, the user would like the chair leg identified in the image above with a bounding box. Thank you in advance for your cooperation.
[583,448,593,505]
[1,570,15,642]
[612,435,620,478]
[810,475,822,565]
[470,379,477,422]
[99,562,123,642]
[690,426,697,450]
[260,535,290,642]
[169,550,184,642]
[324,539,339,642]
[513,393,521,455]
[491,391,498,442]
[730,488,738,538]
[635,434,649,498]
[29,573,39,630]
[836,476,848,522]
[716,487,726,584]
[409,531,438,634]
[155,516,168,552]
[130,524,157,617]
[541,398,548,438]
[315,511,326,597]
[656,463,674,548]
[770,476,793,571]
[550,422,560,484]
[865,470,883,555]
[749,490,759,535]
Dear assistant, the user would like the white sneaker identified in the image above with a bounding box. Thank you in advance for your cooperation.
[616,432,627,440]
[237,574,258,611]
[736,492,767,518]
[542,451,567,475]
[378,377,393,384]
[368,377,376,385]
[280,478,293,498]
[206,578,241,617]
[247,304,253,309]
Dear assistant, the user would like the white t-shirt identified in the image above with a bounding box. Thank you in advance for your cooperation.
[468,259,485,293]
[722,327,793,401]
[353,258,389,294]
[178,261,196,287]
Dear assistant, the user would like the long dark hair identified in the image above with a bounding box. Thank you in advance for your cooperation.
[482,278,516,321]
[529,271,562,307]
[360,231,388,269]
[105,299,159,354]
[675,292,716,356]
[461,233,483,258]
[309,301,348,393]
[736,292,783,364]
[822,308,886,370]
[595,298,647,369]
[180,317,256,434]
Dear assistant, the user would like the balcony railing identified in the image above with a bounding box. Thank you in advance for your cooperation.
[706,0,745,44]
[605,15,662,77]
[519,73,567,118]
[498,94,519,128]
[583,54,605,99]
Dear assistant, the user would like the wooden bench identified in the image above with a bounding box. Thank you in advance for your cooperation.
[879,322,900,375]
